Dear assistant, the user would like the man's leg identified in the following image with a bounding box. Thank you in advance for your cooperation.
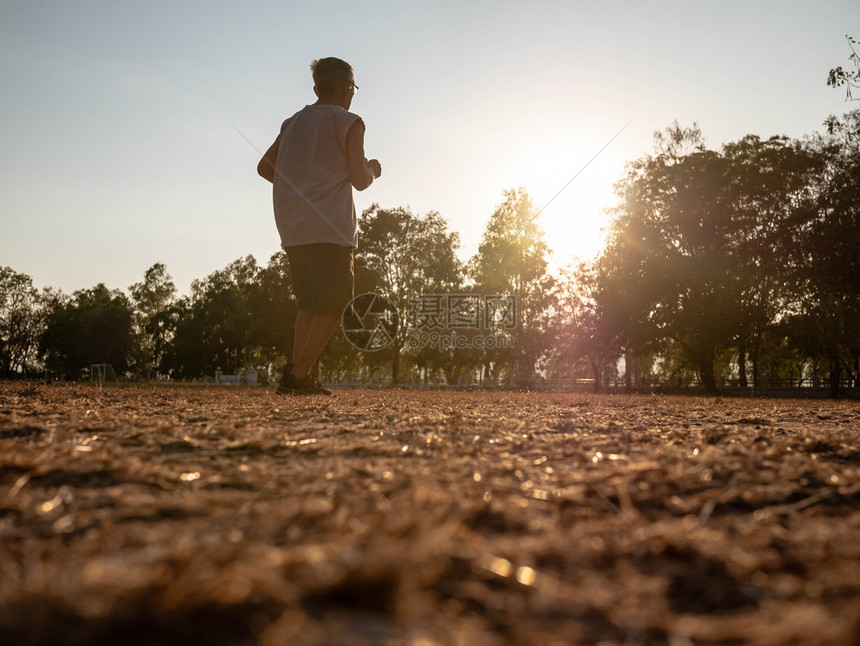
[291,310,340,378]
[291,310,314,366]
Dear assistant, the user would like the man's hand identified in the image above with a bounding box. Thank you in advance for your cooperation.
[367,159,382,179]
[257,135,280,183]
[346,120,381,190]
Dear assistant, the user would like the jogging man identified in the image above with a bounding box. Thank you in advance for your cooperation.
[258,57,381,395]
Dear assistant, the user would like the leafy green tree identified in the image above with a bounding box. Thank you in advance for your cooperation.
[646,149,742,392]
[159,297,199,378]
[586,124,707,387]
[597,124,739,392]
[468,188,555,386]
[357,204,463,383]
[789,110,860,395]
[162,256,261,379]
[549,262,619,390]
[595,122,826,393]
[827,35,860,101]
[247,251,298,366]
[0,267,44,378]
[40,284,133,379]
[594,114,858,395]
[721,135,822,387]
[591,210,664,388]
[128,263,177,378]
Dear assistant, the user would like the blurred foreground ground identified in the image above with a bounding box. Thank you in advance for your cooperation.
[1,383,859,645]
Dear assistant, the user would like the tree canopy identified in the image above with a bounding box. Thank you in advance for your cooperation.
[5,105,860,395]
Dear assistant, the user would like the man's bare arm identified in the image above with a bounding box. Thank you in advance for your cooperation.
[257,135,280,183]
[345,119,381,191]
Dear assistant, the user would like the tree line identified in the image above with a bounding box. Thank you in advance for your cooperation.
[1,109,858,395]
[552,111,860,397]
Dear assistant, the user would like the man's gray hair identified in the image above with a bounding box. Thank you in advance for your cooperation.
[310,57,353,97]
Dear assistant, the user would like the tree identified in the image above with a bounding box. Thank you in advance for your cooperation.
[0,267,44,378]
[468,188,555,386]
[357,204,462,383]
[721,134,822,387]
[591,202,664,388]
[163,256,261,379]
[827,35,860,101]
[247,251,298,370]
[597,124,740,392]
[129,263,177,378]
[549,262,619,391]
[593,114,858,396]
[790,110,860,396]
[40,284,134,379]
[587,124,707,389]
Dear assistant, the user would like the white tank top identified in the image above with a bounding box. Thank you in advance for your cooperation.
[273,104,361,248]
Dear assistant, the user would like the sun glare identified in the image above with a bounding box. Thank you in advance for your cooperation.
[519,148,624,271]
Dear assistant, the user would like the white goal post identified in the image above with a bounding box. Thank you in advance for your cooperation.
[90,364,118,384]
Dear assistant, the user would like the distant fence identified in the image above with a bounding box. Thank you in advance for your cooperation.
[214,370,260,386]
[126,370,859,398]
[317,376,860,398]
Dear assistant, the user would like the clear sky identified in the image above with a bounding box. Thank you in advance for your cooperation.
[1,0,858,295]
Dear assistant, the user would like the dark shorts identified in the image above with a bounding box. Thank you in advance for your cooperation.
[284,243,354,315]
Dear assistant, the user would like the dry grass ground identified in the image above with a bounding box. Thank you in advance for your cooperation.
[1,382,859,645]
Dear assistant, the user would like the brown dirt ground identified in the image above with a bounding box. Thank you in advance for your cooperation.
[0,382,859,646]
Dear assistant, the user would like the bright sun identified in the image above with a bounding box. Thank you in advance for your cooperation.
[519,148,625,271]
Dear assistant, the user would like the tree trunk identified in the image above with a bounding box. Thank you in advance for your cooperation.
[829,350,841,398]
[699,363,717,393]
[697,348,718,394]
[624,352,633,391]
[391,346,400,384]
[738,338,747,388]
[751,345,760,388]
[590,357,601,393]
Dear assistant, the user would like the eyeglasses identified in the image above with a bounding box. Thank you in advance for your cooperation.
[348,82,359,92]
